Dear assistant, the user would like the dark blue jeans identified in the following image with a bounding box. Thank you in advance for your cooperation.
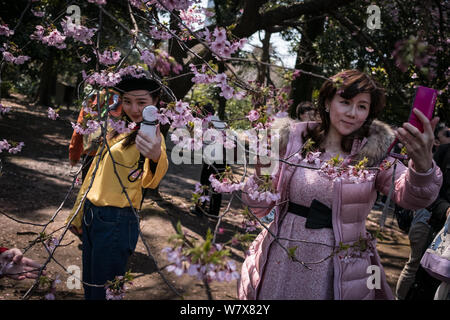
[81,199,139,300]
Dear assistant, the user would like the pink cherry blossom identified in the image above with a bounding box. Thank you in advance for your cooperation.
[97,49,121,65]
[246,110,260,122]
[2,51,15,63]
[149,0,195,12]
[148,26,172,40]
[31,9,45,17]
[218,83,234,100]
[0,104,11,115]
[0,24,14,37]
[71,120,100,135]
[303,151,321,166]
[42,29,67,49]
[47,107,59,120]
[30,25,45,41]
[2,51,30,65]
[8,142,25,154]
[61,18,97,45]
[209,175,244,193]
[0,139,11,152]
[213,27,227,42]
[88,0,107,5]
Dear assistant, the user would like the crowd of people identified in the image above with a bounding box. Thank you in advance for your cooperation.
[1,69,448,300]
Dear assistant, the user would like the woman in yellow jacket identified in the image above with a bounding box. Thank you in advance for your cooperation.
[66,76,168,300]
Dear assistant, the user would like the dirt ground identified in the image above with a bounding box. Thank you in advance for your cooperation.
[0,93,411,300]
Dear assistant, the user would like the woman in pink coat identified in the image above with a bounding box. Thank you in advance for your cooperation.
[238,70,443,300]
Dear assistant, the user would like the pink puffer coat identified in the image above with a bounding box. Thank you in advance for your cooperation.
[238,120,443,300]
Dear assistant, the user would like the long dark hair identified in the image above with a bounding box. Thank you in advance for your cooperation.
[303,69,386,155]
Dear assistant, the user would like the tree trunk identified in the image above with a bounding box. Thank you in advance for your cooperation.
[217,62,226,120]
[257,31,272,86]
[289,16,325,118]
[36,49,57,106]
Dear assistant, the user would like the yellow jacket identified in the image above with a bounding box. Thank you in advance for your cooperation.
[66,132,168,230]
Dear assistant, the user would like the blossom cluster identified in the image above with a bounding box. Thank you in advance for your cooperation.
[31,9,45,17]
[316,155,376,183]
[31,18,97,50]
[82,64,147,88]
[61,18,97,45]
[47,107,59,120]
[97,49,121,66]
[2,51,30,65]
[0,104,11,115]
[148,26,172,40]
[244,175,280,203]
[44,237,60,253]
[88,0,107,5]
[140,49,182,76]
[30,26,66,49]
[0,24,14,37]
[164,100,195,128]
[189,64,246,100]
[202,27,247,59]
[71,119,100,135]
[108,118,136,134]
[40,275,61,300]
[191,183,210,205]
[209,174,244,194]
[179,5,206,31]
[246,110,260,122]
[82,69,122,87]
[0,140,25,154]
[149,0,197,12]
[162,246,240,282]
[105,274,134,300]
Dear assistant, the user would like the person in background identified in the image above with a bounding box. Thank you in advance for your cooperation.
[0,247,44,280]
[191,103,227,217]
[396,123,450,300]
[69,89,122,181]
[296,101,317,121]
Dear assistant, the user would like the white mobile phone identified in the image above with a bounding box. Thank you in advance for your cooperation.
[140,105,159,139]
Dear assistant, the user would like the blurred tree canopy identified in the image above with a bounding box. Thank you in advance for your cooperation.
[0,0,448,125]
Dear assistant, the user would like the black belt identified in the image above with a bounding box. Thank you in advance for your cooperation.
[287,199,333,229]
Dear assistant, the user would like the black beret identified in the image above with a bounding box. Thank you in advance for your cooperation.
[116,75,161,95]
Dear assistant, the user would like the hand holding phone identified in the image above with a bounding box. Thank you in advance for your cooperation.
[391,86,440,172]
[387,86,437,156]
[136,105,161,162]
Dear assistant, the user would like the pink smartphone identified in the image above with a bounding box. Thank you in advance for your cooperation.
[408,86,438,133]
[387,85,437,156]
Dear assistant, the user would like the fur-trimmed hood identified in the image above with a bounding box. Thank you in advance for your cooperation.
[272,117,395,167]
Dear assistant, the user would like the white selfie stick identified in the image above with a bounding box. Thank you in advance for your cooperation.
[140,105,158,140]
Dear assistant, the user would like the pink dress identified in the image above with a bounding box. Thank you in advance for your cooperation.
[258,152,336,299]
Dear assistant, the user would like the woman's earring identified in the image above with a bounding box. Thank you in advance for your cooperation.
[325,106,330,113]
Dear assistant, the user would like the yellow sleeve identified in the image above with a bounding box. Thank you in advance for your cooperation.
[64,157,97,229]
[141,135,169,189]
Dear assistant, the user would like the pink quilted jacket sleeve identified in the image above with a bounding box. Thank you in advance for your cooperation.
[375,157,443,210]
